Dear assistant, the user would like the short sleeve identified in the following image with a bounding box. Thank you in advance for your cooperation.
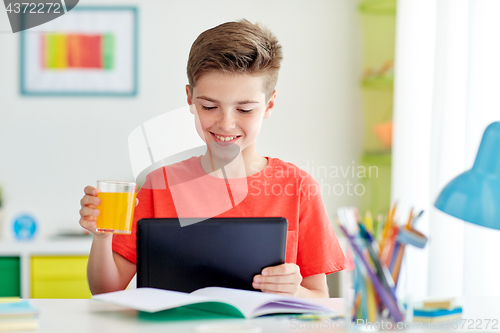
[296,175,345,277]
[112,177,154,264]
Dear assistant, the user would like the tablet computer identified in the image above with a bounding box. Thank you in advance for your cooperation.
[136,217,288,293]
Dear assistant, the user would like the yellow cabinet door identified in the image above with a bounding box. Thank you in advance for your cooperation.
[31,256,91,299]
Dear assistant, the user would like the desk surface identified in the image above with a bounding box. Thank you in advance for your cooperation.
[23,297,500,332]
[28,298,342,333]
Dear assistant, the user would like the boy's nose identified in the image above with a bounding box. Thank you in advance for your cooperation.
[217,111,236,131]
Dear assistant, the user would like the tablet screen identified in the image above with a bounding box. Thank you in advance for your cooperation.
[136,217,287,292]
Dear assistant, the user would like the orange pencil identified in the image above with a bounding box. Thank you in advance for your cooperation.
[381,224,398,266]
[405,208,414,230]
[352,290,362,320]
[393,209,415,284]
[380,202,397,253]
[392,244,405,283]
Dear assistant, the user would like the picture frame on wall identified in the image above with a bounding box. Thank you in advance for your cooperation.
[20,6,138,96]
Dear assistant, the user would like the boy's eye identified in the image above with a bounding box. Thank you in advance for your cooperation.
[202,106,217,111]
[239,109,253,113]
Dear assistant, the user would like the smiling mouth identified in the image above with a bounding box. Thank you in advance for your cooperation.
[210,132,241,143]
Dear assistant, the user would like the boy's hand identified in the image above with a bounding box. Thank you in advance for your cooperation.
[252,263,303,297]
[78,186,139,238]
[79,186,107,238]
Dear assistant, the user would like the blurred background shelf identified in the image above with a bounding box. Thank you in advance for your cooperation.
[0,239,92,299]
[359,0,397,15]
[361,77,393,90]
[358,0,396,216]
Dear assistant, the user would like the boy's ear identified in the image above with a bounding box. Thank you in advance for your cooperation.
[186,85,193,113]
[263,90,277,119]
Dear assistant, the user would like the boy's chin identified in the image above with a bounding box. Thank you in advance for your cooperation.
[208,142,241,163]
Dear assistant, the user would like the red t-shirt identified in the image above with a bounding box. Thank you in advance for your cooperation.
[112,156,345,277]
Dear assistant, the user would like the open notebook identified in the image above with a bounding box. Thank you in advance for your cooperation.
[93,287,337,319]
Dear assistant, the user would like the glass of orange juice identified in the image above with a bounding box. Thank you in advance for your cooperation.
[96,180,137,234]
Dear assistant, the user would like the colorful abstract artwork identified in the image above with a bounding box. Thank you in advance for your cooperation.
[20,7,137,96]
[41,33,115,70]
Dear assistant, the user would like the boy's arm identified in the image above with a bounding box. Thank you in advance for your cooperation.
[87,235,137,295]
[296,273,329,298]
[80,186,137,295]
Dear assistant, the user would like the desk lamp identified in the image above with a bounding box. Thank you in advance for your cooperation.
[435,121,500,229]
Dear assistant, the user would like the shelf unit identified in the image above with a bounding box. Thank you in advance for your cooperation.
[0,238,93,298]
[358,0,396,215]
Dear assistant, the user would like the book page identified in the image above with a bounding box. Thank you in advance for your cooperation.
[93,288,220,313]
[191,287,332,318]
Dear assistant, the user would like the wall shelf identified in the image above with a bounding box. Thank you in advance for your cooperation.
[361,77,394,90]
[359,0,396,16]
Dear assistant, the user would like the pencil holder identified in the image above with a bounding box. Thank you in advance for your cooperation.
[337,206,427,324]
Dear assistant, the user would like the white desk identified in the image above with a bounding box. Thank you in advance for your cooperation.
[25,297,500,333]
[28,298,342,333]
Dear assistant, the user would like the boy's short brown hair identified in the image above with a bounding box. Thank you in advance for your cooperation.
[187,19,283,100]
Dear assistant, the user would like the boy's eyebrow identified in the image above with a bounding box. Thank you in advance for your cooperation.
[196,96,260,104]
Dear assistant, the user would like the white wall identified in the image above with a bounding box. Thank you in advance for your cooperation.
[0,0,362,240]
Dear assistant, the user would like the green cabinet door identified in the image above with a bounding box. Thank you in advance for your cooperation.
[0,257,21,297]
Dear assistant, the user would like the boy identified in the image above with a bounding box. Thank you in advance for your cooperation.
[79,19,345,298]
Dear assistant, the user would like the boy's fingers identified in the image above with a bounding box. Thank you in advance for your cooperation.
[80,195,100,207]
[261,289,292,295]
[80,217,96,226]
[79,219,107,237]
[90,196,101,206]
[84,186,97,196]
[255,282,295,294]
[256,274,301,284]
[79,217,95,229]
[262,263,298,276]
[268,264,291,275]
[80,206,100,217]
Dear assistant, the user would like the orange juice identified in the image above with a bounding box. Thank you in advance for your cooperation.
[96,192,137,234]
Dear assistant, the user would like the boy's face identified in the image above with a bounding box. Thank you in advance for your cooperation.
[186,72,276,160]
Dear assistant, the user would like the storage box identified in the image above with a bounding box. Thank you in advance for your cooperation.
[31,256,91,299]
